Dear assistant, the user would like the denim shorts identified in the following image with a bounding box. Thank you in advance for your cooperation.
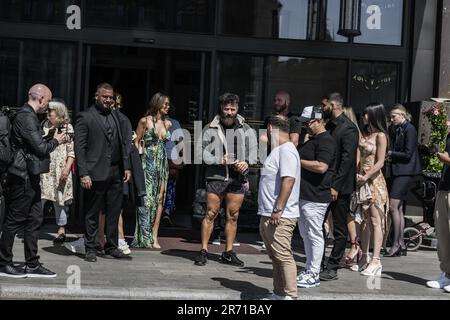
[206,179,246,196]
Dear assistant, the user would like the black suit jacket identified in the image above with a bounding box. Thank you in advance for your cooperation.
[75,106,131,181]
[326,113,359,196]
[390,121,421,176]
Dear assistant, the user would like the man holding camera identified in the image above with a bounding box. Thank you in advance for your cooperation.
[0,84,68,278]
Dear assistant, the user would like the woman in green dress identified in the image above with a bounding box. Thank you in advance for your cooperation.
[131,93,172,249]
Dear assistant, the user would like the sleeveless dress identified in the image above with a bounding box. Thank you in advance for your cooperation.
[131,119,170,248]
[358,135,389,233]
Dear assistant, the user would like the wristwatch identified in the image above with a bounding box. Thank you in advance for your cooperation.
[272,206,283,214]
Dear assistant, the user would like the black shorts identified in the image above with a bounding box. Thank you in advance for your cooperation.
[206,179,246,197]
[390,176,413,200]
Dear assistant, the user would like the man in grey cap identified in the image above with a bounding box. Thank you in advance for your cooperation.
[296,106,337,288]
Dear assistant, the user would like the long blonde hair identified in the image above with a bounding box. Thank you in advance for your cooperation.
[343,106,361,136]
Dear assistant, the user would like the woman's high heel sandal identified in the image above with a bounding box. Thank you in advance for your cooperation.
[350,253,370,272]
[360,257,382,277]
[343,239,362,266]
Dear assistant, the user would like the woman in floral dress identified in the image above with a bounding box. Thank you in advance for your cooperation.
[40,100,75,243]
[131,93,172,249]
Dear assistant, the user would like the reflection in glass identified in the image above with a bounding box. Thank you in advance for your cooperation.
[355,0,403,45]
[20,41,77,108]
[85,0,214,33]
[219,0,309,40]
[219,0,347,42]
[217,54,264,121]
[264,56,347,116]
[0,0,81,24]
[0,40,19,107]
[0,39,76,109]
[217,54,347,122]
[351,61,399,113]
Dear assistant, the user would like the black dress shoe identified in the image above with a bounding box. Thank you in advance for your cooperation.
[53,234,66,244]
[105,248,132,260]
[384,248,401,257]
[84,251,97,262]
[319,268,338,281]
[401,247,408,256]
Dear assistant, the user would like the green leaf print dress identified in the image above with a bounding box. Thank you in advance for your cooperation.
[131,119,170,248]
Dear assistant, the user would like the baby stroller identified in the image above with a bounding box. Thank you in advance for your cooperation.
[404,176,438,251]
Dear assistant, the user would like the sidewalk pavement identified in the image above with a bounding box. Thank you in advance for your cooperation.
[0,227,449,300]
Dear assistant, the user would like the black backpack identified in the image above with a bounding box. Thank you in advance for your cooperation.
[0,112,12,173]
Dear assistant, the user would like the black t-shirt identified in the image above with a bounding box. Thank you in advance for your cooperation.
[439,133,450,191]
[299,131,337,203]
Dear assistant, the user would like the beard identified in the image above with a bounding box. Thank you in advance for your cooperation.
[220,114,237,128]
[274,103,288,114]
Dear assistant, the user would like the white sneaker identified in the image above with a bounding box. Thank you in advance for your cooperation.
[233,239,240,247]
[266,293,294,300]
[118,240,131,255]
[426,273,450,289]
[64,238,85,255]
[297,272,320,288]
[444,284,450,293]
[297,270,307,281]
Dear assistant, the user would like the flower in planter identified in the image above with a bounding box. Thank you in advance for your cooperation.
[423,103,449,173]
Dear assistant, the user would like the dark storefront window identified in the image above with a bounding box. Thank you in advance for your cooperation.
[350,61,399,113]
[355,0,404,45]
[0,39,19,107]
[0,38,76,109]
[0,0,81,24]
[264,56,347,116]
[217,53,347,122]
[216,54,264,121]
[85,0,215,33]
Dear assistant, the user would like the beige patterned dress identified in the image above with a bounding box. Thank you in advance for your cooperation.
[358,134,389,233]
[40,121,75,206]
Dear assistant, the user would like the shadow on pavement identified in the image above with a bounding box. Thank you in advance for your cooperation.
[211,277,270,300]
[42,245,85,260]
[236,266,273,278]
[161,249,223,264]
[383,271,428,286]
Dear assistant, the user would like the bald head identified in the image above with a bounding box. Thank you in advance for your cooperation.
[274,90,290,114]
[28,84,52,113]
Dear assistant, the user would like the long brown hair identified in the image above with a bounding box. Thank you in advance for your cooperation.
[145,92,169,117]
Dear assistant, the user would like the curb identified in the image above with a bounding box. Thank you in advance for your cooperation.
[0,284,240,300]
[1,284,449,300]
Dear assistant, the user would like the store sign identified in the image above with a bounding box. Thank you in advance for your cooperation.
[66,5,81,30]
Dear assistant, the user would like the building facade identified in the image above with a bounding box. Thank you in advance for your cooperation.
[0,0,448,213]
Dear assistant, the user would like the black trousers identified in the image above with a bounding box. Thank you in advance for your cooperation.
[83,165,122,254]
[0,174,43,268]
[323,194,351,271]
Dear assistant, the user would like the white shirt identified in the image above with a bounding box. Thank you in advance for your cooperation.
[258,141,301,218]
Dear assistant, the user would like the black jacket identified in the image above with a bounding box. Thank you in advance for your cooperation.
[8,104,59,179]
[326,113,359,196]
[75,106,131,181]
[390,121,421,176]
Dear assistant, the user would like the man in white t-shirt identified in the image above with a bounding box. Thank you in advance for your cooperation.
[258,115,300,301]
